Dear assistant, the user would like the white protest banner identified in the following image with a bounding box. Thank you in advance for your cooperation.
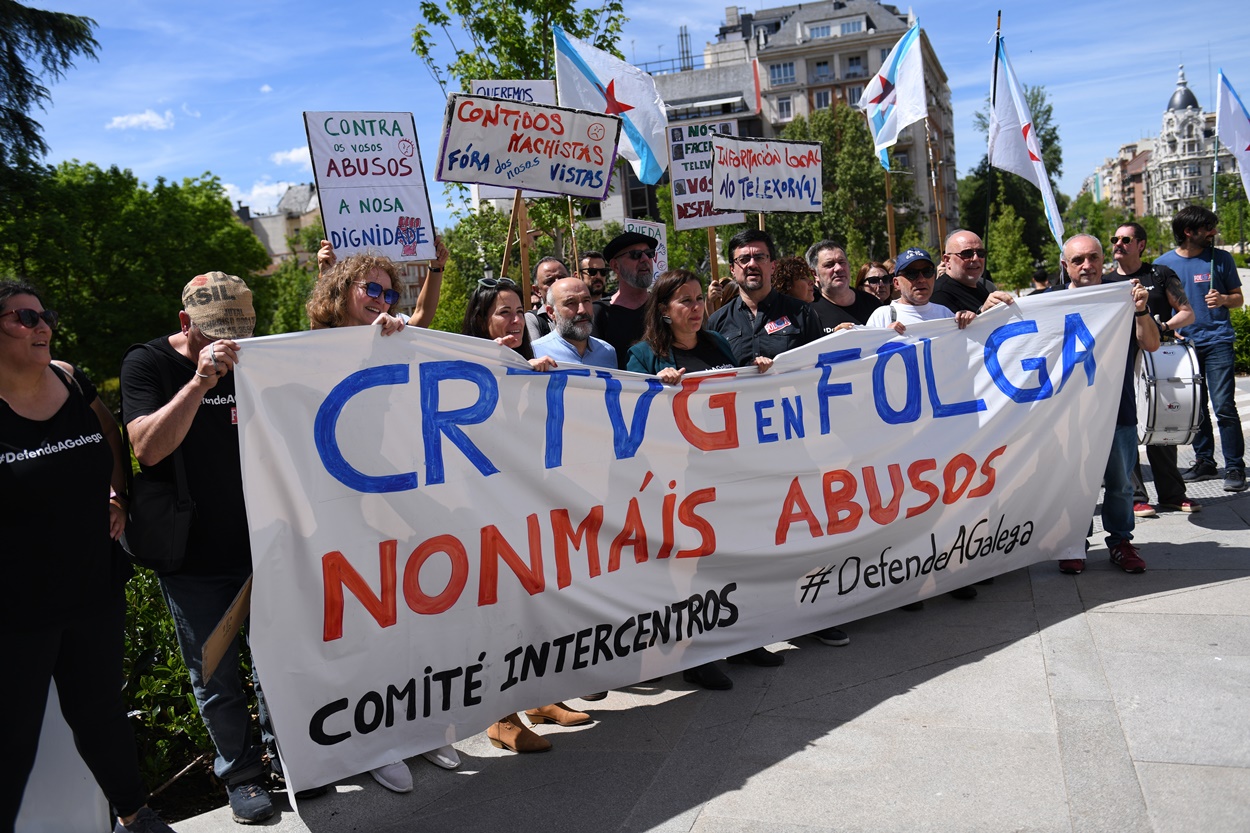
[470,81,559,200]
[711,134,823,214]
[304,111,436,261]
[436,94,620,200]
[670,122,745,230]
[235,284,1133,792]
[621,218,668,273]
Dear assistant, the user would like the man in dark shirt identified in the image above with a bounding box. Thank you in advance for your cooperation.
[591,231,657,368]
[707,229,823,365]
[805,239,880,330]
[932,229,1001,314]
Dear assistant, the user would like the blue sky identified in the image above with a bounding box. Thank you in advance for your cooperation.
[33,0,1250,231]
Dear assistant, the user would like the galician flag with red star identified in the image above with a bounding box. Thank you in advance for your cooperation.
[857,20,926,170]
[988,36,1063,249]
[1216,69,1250,208]
[554,26,668,185]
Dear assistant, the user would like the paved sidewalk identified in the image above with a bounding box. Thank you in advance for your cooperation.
[178,380,1250,833]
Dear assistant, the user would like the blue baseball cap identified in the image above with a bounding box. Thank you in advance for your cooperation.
[893,248,935,276]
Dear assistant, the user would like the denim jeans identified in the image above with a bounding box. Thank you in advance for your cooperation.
[1102,424,1138,547]
[1192,340,1245,473]
[160,569,271,785]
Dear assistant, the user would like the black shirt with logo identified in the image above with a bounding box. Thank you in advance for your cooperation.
[707,289,824,363]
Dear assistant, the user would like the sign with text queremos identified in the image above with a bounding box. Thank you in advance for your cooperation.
[436,94,620,200]
[304,111,436,262]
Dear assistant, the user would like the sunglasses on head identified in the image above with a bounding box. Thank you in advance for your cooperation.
[898,266,936,281]
[357,281,400,306]
[1,308,59,330]
[619,249,656,261]
[477,277,519,290]
[581,267,611,277]
[948,248,987,260]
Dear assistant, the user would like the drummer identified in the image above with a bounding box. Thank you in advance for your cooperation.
[1106,223,1199,516]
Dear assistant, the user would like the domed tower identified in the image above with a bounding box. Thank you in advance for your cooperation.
[1166,65,1200,113]
[1147,65,1217,219]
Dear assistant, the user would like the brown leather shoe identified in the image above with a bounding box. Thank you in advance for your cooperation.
[488,714,552,753]
[525,702,591,727]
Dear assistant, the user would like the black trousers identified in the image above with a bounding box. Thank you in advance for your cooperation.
[1131,443,1187,506]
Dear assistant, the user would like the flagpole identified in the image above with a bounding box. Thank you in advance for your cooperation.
[1212,135,1220,214]
[924,118,945,246]
[985,11,1001,245]
[863,109,897,257]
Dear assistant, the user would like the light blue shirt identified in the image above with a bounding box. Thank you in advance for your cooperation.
[531,331,618,368]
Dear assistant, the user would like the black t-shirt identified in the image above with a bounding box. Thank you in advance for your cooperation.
[1,365,114,628]
[811,290,880,331]
[673,338,736,372]
[591,299,647,369]
[706,290,824,363]
[120,337,252,575]
[930,275,990,314]
[1106,262,1186,325]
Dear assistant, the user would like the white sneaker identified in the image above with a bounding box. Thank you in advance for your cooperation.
[369,761,413,793]
[422,745,461,770]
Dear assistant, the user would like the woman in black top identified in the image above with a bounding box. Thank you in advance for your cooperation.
[0,281,175,832]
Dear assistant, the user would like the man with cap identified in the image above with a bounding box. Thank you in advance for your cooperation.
[865,248,981,332]
[532,277,618,369]
[592,231,658,369]
[120,273,319,822]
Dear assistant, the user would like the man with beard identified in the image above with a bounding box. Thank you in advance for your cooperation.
[1106,222,1199,515]
[579,250,611,301]
[1155,205,1245,492]
[805,239,882,331]
[931,229,1013,315]
[532,277,617,369]
[707,229,822,365]
[593,231,658,368]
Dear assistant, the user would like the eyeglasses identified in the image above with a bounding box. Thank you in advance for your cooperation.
[357,281,400,306]
[898,266,936,281]
[733,253,771,266]
[1110,236,1136,245]
[947,248,987,260]
[0,308,59,330]
[619,248,656,261]
[864,276,891,285]
[581,267,611,277]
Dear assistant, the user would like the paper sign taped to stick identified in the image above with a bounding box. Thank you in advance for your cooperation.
[437,94,621,200]
[621,218,668,273]
[304,111,437,261]
[670,122,745,230]
[711,134,823,214]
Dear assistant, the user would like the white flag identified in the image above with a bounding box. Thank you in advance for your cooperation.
[1216,70,1250,209]
[857,20,927,170]
[554,26,668,185]
[988,37,1064,249]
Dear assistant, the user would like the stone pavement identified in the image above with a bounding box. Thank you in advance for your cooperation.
[177,378,1250,833]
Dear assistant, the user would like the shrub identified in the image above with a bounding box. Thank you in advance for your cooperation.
[1232,306,1250,375]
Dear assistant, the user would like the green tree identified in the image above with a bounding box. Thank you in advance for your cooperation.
[985,196,1034,290]
[1211,172,1249,254]
[1063,190,1130,249]
[0,161,270,379]
[0,1,98,171]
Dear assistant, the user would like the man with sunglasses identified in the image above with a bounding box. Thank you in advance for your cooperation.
[707,229,822,366]
[592,231,659,368]
[865,248,977,332]
[1106,222,1199,516]
[579,251,611,300]
[1154,205,1245,493]
[932,230,1012,315]
[805,239,880,332]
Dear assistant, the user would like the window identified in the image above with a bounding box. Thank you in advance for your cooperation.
[895,152,910,168]
[809,24,831,39]
[769,62,795,86]
[846,55,864,78]
[846,85,863,106]
[777,96,793,121]
[841,20,862,35]
[814,90,831,110]
[881,48,890,63]
[814,60,830,78]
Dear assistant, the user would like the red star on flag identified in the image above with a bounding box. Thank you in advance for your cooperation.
[1022,122,1042,163]
[869,75,895,106]
[600,80,635,116]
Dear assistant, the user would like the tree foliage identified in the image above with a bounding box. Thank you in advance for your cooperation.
[985,196,1034,290]
[0,161,270,380]
[0,1,98,171]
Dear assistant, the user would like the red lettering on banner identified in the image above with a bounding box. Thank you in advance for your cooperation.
[322,541,397,641]
[905,459,940,517]
[864,463,905,525]
[403,534,469,615]
[675,487,718,557]
[550,506,604,588]
[822,470,863,534]
[967,446,1006,498]
[608,497,649,572]
[673,373,739,451]
[776,477,822,545]
[478,522,544,605]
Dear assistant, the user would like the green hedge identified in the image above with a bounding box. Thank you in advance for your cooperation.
[1233,306,1250,374]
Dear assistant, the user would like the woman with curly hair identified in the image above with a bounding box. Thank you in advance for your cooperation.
[770,256,817,303]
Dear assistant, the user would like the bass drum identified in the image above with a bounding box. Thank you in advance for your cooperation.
[1135,341,1202,445]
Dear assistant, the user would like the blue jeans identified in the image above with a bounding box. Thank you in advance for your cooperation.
[1102,424,1138,547]
[1192,340,1245,473]
[160,569,271,785]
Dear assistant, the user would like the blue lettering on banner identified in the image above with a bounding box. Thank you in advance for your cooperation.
[597,372,663,459]
[315,365,419,493]
[420,361,500,485]
[755,399,777,444]
[506,366,592,469]
[922,338,985,417]
[873,342,921,425]
[1058,313,1097,394]
[781,397,805,439]
[816,349,860,434]
[984,321,1053,403]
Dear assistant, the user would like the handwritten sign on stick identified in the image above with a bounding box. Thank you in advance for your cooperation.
[437,94,620,200]
[710,134,823,214]
[304,111,436,262]
[669,122,746,230]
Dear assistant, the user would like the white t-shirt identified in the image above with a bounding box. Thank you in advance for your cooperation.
[865,301,955,328]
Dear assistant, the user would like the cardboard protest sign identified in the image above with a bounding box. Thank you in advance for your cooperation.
[437,94,620,200]
[235,285,1134,792]
[621,218,668,273]
[470,81,560,200]
[304,111,437,261]
[669,122,745,230]
[711,134,823,214]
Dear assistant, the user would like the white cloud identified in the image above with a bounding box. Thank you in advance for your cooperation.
[260,84,273,94]
[270,145,311,170]
[181,103,201,118]
[224,178,296,215]
[105,109,175,130]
